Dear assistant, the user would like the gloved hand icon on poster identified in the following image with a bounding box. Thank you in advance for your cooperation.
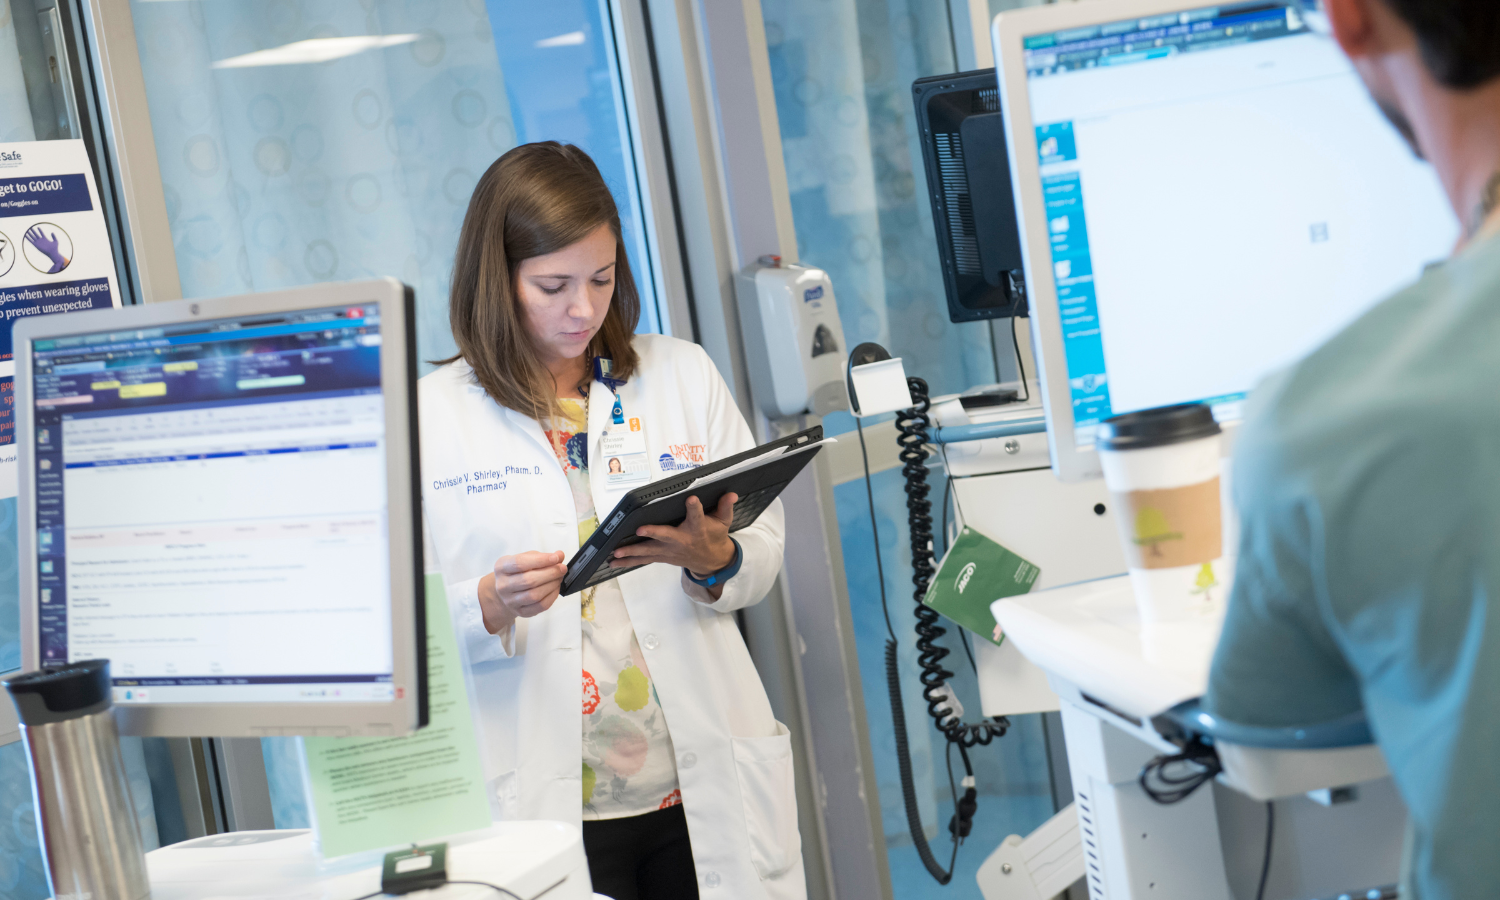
[0,231,15,279]
[24,223,72,275]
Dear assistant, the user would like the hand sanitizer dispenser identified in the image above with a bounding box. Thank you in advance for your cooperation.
[735,258,849,419]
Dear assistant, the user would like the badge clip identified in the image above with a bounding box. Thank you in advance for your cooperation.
[593,357,627,424]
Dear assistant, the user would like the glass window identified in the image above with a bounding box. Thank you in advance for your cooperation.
[3,6,104,896]
[762,1,1054,895]
[763,0,999,406]
[123,0,666,831]
[127,0,665,371]
[3,0,99,678]
[0,741,47,898]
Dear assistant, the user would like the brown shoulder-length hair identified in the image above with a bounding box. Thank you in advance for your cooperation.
[439,142,640,421]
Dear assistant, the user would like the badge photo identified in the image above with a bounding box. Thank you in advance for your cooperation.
[600,420,650,487]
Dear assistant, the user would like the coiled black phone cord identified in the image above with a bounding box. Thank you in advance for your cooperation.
[897,378,1010,749]
[880,376,1010,883]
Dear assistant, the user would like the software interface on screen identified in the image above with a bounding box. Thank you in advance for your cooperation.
[1023,2,1458,448]
[31,305,393,704]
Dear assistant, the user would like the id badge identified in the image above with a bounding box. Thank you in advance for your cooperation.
[599,417,651,487]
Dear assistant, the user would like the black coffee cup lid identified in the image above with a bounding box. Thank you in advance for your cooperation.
[3,659,112,725]
[1097,404,1221,451]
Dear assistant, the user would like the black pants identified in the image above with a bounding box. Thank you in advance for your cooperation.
[582,804,700,900]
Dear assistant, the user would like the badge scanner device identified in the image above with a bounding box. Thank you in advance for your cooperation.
[840,1,1450,897]
[15,278,426,738]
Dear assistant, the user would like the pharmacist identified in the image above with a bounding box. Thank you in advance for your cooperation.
[419,141,805,900]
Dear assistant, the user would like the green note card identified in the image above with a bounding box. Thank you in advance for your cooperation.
[924,526,1041,647]
[304,574,491,858]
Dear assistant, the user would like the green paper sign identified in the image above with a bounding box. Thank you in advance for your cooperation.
[923,526,1041,646]
[303,574,491,858]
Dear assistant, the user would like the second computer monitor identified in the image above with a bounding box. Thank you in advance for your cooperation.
[994,0,1458,481]
[16,279,425,737]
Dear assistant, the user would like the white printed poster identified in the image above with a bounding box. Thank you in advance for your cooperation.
[0,140,123,498]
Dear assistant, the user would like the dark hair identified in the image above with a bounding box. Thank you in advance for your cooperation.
[1384,0,1500,88]
[441,142,641,421]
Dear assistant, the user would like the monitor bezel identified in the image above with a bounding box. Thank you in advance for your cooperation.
[991,0,1266,482]
[16,278,426,738]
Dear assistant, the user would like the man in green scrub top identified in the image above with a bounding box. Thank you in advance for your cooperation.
[1204,1,1500,897]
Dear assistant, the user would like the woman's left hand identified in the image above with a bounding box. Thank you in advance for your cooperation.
[610,492,738,578]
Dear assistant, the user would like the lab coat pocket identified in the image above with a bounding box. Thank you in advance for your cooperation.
[731,722,801,880]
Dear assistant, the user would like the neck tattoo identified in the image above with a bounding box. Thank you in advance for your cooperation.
[1468,171,1500,238]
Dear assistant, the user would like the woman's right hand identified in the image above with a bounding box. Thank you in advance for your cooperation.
[478,551,568,635]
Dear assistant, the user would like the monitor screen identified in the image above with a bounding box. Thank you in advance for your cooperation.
[30,305,394,706]
[1016,2,1457,451]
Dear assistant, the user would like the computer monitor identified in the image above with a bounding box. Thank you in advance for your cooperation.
[914,69,1028,323]
[992,0,1459,481]
[15,279,426,737]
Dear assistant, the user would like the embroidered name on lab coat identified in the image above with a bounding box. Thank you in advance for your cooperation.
[432,467,540,493]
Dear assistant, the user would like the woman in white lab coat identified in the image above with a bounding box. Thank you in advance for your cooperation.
[419,142,805,900]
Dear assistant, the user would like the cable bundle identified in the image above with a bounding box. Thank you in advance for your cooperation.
[1138,737,1222,804]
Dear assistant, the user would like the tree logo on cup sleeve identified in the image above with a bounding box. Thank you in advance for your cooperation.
[1133,507,1183,557]
[1191,563,1219,603]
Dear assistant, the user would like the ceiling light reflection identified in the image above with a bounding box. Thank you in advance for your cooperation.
[212,34,419,69]
[534,31,586,48]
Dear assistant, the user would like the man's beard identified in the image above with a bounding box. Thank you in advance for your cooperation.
[1375,96,1425,160]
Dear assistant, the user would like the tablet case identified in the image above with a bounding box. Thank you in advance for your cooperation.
[561,425,824,595]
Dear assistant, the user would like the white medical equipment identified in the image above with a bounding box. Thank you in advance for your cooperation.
[986,577,1403,900]
[933,398,1406,899]
[15,279,426,738]
[736,258,850,418]
[867,0,1443,894]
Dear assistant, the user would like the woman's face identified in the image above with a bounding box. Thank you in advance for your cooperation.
[515,222,616,372]
[609,458,622,473]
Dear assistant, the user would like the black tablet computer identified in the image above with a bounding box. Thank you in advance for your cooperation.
[561,425,826,595]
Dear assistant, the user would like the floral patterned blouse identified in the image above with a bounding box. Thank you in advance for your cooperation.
[545,397,682,819]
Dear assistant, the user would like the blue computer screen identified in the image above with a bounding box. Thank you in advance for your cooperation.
[1022,2,1457,448]
[31,305,394,704]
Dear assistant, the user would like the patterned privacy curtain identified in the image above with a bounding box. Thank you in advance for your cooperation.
[762,0,889,347]
[129,0,519,367]
[762,0,998,401]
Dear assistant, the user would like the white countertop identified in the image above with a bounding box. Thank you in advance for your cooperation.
[994,575,1393,799]
[992,574,1224,721]
[141,821,591,900]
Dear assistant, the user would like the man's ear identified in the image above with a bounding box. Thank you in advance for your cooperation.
[1324,0,1378,60]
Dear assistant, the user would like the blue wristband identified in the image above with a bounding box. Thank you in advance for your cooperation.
[686,538,743,588]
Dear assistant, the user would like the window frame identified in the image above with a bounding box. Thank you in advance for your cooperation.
[74,0,692,334]
[1,0,139,749]
[606,0,698,340]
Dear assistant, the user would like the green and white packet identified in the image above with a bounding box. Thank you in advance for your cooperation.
[923,526,1041,646]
